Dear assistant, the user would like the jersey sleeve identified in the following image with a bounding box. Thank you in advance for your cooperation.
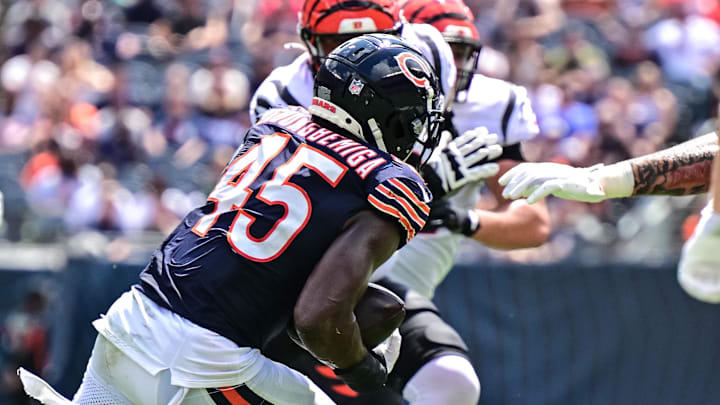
[367,176,432,244]
[250,77,289,124]
[505,85,540,145]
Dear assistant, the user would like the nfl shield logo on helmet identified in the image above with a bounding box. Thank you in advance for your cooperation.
[349,79,365,95]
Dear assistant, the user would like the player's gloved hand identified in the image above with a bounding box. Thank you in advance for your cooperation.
[422,199,480,236]
[334,350,388,394]
[678,200,720,303]
[499,162,633,204]
[422,127,503,199]
[370,328,401,373]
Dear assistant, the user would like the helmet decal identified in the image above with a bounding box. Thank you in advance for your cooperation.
[300,0,400,71]
[443,24,473,38]
[338,17,378,33]
[394,52,433,88]
[348,78,365,95]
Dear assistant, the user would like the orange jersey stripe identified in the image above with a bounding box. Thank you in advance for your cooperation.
[376,184,426,228]
[388,178,430,215]
[368,194,415,242]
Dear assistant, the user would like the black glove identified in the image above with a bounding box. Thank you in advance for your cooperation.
[422,199,481,236]
[334,351,388,394]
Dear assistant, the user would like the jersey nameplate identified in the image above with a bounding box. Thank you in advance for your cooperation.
[259,109,389,179]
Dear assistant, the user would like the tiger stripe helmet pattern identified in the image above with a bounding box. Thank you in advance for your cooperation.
[398,0,481,92]
[299,0,401,70]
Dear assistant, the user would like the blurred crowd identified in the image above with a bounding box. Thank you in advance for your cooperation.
[0,0,718,264]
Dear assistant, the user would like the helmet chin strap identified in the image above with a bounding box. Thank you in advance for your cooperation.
[367,118,388,154]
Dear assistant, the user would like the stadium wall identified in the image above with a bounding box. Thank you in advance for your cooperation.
[1,260,719,405]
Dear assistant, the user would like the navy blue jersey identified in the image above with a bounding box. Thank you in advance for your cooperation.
[137,107,432,349]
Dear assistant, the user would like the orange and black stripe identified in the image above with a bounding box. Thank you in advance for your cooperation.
[368,178,431,242]
[207,385,273,405]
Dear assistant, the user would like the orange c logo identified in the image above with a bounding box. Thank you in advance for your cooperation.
[394,52,432,88]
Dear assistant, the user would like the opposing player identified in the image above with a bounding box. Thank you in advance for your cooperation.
[349,1,550,404]
[250,0,456,125]
[499,132,718,203]
[17,35,448,405]
[248,0,503,204]
[257,1,550,404]
[499,131,720,304]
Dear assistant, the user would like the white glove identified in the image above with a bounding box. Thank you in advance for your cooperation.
[678,200,720,303]
[423,127,503,198]
[499,162,634,204]
[371,328,401,373]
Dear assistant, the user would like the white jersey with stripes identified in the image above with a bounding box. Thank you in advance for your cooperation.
[249,23,456,123]
[371,73,540,299]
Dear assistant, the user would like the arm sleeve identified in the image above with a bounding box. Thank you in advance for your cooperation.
[367,177,432,244]
[496,143,525,162]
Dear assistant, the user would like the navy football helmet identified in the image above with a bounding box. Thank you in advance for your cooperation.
[309,34,444,168]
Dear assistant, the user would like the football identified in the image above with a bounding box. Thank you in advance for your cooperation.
[355,282,406,348]
[287,282,405,350]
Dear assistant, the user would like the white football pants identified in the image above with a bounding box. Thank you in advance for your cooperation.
[402,354,480,405]
[21,335,336,405]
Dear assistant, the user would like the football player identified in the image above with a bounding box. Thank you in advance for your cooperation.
[352,1,551,404]
[256,1,551,404]
[249,0,504,205]
[250,0,456,124]
[18,35,454,405]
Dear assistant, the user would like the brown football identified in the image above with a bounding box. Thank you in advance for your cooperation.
[354,282,406,348]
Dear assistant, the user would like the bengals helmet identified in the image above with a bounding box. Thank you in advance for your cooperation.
[299,0,401,71]
[310,34,443,167]
[398,0,481,92]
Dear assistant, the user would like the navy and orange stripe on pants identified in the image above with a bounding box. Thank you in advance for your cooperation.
[207,385,273,405]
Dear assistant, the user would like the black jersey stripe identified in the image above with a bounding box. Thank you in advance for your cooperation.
[414,31,443,94]
[253,97,275,122]
[270,80,302,108]
[501,86,517,142]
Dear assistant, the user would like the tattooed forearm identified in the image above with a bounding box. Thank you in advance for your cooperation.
[630,133,719,196]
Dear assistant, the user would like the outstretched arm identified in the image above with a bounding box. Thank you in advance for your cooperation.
[423,159,551,249]
[471,159,550,249]
[629,132,717,196]
[499,132,718,203]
